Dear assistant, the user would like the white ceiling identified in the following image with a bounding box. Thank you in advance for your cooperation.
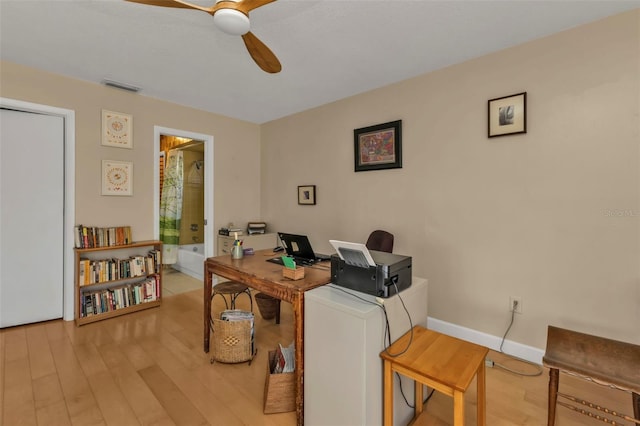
[1,0,639,124]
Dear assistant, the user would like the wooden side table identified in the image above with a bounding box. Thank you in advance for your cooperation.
[380,326,489,426]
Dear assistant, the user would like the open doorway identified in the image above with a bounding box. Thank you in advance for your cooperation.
[154,126,214,283]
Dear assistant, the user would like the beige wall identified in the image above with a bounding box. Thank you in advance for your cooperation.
[261,10,640,349]
[0,61,262,241]
[1,11,638,349]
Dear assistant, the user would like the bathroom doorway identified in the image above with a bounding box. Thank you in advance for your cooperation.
[154,126,214,281]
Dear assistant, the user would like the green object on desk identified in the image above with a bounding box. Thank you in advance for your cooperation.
[282,256,296,269]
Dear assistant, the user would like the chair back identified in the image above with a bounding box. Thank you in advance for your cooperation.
[366,230,394,253]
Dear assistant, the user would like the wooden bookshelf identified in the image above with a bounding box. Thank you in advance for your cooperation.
[74,240,162,326]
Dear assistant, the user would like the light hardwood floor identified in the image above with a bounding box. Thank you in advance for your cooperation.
[1,284,635,426]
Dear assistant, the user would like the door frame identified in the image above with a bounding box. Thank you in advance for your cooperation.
[154,126,214,258]
[0,97,76,321]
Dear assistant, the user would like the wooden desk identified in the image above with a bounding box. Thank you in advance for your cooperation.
[380,326,489,426]
[204,250,331,426]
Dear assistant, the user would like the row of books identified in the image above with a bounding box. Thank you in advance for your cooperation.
[80,276,160,317]
[78,250,160,286]
[74,225,133,248]
[271,342,295,374]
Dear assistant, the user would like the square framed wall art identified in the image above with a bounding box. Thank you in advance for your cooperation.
[487,92,527,138]
[354,120,402,172]
[102,110,133,148]
[298,185,316,205]
[102,160,133,196]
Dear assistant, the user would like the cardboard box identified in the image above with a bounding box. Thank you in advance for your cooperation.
[263,350,295,414]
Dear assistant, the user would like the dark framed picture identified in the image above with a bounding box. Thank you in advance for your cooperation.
[298,185,316,205]
[488,92,527,138]
[354,120,402,172]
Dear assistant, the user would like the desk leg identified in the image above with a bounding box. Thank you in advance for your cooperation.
[203,262,212,353]
[477,361,486,426]
[383,361,393,426]
[293,294,304,426]
[453,390,464,426]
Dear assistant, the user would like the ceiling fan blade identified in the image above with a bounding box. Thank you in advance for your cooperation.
[242,32,281,74]
[125,0,213,13]
[235,0,277,14]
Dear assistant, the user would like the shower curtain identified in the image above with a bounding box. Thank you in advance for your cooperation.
[160,149,183,264]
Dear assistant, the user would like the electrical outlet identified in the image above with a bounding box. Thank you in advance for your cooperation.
[509,296,522,314]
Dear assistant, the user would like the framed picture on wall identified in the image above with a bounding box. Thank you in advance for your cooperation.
[488,92,527,138]
[102,160,133,196]
[102,110,133,148]
[298,185,316,205]
[354,120,402,172]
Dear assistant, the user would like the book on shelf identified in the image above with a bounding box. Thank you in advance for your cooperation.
[78,250,159,286]
[74,225,132,248]
[80,276,160,317]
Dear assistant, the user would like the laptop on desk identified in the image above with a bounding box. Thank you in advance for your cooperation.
[267,232,331,266]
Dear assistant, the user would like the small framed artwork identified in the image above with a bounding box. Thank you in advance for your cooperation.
[102,110,133,148]
[354,120,402,172]
[488,92,527,138]
[298,185,316,205]
[102,160,133,196]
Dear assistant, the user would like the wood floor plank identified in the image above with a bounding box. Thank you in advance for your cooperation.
[138,332,245,425]
[0,330,5,426]
[26,323,57,380]
[35,400,72,426]
[2,279,636,426]
[3,326,28,362]
[32,373,65,410]
[48,335,105,425]
[99,342,175,426]
[3,357,37,426]
[138,364,208,426]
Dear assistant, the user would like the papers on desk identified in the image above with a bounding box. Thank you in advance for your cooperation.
[271,342,295,374]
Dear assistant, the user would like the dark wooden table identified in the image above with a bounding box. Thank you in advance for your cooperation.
[204,249,331,426]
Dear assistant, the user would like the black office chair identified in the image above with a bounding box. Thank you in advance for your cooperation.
[365,230,394,253]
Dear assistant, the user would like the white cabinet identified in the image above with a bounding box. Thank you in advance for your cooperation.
[305,277,428,426]
[216,233,277,256]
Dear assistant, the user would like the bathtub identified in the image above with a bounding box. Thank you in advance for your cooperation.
[173,243,204,280]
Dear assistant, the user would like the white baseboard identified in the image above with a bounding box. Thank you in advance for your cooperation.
[427,317,545,365]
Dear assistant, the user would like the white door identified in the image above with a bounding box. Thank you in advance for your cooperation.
[0,108,64,327]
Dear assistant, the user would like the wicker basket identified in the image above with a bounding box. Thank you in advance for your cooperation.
[263,350,295,414]
[255,293,280,320]
[211,318,255,364]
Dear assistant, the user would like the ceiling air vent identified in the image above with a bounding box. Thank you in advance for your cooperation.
[101,79,141,93]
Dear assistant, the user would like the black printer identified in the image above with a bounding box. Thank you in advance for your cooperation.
[331,250,412,298]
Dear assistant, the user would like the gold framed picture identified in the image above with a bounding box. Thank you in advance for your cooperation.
[102,110,133,148]
[102,160,133,196]
[488,92,527,138]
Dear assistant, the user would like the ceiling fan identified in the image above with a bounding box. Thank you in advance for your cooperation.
[126,0,282,73]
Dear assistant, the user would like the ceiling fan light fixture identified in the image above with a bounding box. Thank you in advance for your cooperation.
[214,8,250,36]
